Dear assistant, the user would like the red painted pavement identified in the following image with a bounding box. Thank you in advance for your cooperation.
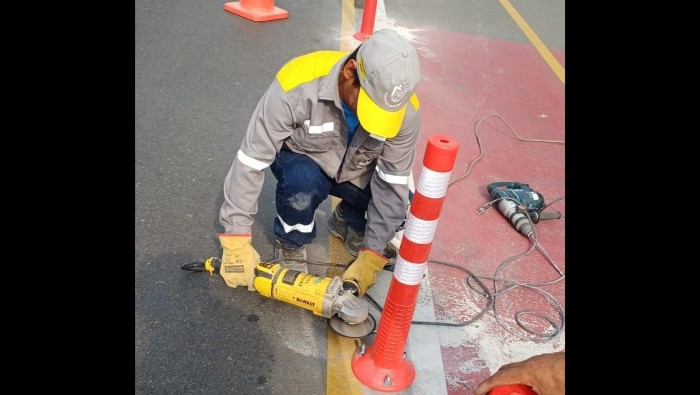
[410,30,565,394]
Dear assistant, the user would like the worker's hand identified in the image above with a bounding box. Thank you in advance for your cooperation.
[218,234,260,291]
[474,351,565,395]
[341,249,388,297]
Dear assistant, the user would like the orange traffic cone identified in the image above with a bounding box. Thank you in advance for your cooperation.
[224,0,288,22]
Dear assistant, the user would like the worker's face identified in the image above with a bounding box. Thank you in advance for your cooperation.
[339,60,361,114]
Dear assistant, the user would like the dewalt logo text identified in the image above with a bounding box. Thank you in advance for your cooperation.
[295,297,315,307]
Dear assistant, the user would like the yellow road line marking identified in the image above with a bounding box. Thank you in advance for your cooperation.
[327,185,364,395]
[328,2,365,392]
[499,0,565,84]
[340,0,357,52]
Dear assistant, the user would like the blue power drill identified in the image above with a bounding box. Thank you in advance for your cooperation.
[485,182,561,237]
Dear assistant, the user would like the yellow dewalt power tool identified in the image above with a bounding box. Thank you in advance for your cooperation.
[253,261,375,337]
[182,258,376,338]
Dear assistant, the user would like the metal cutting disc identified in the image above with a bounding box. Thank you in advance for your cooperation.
[328,313,376,338]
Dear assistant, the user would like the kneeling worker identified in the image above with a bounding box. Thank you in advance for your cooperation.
[216,29,423,297]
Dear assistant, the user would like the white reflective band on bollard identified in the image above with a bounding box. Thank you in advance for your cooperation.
[416,167,452,199]
[404,214,438,245]
[393,256,427,286]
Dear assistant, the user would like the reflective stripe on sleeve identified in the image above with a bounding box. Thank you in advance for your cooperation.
[375,166,409,185]
[304,120,335,134]
[237,149,270,171]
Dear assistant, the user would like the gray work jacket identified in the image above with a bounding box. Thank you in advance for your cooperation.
[219,50,421,253]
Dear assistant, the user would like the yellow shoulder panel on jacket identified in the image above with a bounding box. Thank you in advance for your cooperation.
[409,93,420,111]
[276,51,348,93]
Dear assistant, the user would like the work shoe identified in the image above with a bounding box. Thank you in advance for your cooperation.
[274,239,308,273]
[327,205,363,257]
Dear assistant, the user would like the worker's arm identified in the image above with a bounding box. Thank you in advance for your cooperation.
[474,351,565,395]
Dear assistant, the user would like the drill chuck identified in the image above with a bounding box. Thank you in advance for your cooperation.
[497,199,534,236]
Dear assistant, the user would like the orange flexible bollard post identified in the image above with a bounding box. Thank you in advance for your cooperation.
[353,0,377,41]
[351,134,459,392]
[224,0,288,22]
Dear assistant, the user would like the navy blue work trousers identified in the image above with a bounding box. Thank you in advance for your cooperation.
[269,149,371,249]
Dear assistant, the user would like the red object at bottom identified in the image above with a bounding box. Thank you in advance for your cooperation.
[489,384,537,395]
